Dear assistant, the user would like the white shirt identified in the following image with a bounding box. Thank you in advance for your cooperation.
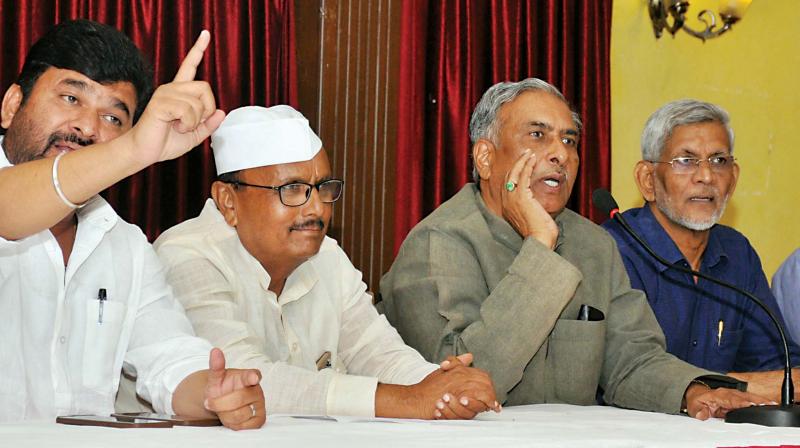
[0,139,211,421]
[154,199,438,417]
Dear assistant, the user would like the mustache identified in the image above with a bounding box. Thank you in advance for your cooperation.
[290,218,326,231]
[689,187,720,198]
[39,132,94,157]
[538,166,569,182]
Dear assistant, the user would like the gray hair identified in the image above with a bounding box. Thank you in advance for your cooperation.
[469,78,582,184]
[641,99,734,161]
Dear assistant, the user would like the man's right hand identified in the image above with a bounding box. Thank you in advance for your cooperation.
[685,383,774,420]
[500,150,559,249]
[124,30,225,167]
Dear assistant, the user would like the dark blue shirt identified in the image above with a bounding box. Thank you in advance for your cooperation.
[602,205,800,373]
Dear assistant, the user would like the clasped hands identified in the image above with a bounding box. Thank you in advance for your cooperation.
[417,353,501,420]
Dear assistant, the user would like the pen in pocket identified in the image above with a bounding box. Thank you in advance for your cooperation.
[717,319,724,346]
[97,288,107,324]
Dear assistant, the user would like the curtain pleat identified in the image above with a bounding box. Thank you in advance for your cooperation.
[393,0,612,254]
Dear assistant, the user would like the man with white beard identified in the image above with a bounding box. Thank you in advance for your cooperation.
[603,99,800,402]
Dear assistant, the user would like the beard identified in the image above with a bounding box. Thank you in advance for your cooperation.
[2,106,93,164]
[653,180,729,231]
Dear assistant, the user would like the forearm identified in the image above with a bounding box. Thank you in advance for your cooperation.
[172,370,217,418]
[727,368,800,401]
[375,383,418,418]
[0,133,144,239]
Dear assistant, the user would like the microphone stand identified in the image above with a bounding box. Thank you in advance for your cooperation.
[595,189,800,427]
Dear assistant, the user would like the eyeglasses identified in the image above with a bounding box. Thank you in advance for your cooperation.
[228,179,344,207]
[648,155,736,174]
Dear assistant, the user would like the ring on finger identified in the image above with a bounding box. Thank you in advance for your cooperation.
[505,181,517,192]
[249,403,257,418]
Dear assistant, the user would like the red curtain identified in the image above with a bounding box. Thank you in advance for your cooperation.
[394,0,612,253]
[0,0,297,240]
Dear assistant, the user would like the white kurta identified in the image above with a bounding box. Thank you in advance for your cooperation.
[154,199,438,417]
[0,141,211,422]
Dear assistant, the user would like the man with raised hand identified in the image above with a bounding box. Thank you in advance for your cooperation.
[0,20,263,429]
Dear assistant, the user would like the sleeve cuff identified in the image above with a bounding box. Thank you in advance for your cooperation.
[326,373,379,417]
[149,355,209,415]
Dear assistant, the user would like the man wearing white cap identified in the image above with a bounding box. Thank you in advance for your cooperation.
[154,105,499,419]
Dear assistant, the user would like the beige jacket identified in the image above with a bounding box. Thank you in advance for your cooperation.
[380,184,739,413]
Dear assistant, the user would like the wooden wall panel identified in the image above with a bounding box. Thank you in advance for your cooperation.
[297,0,400,292]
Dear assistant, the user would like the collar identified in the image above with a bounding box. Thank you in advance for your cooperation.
[199,198,319,305]
[700,222,726,269]
[625,204,726,272]
[472,185,565,253]
[0,135,10,168]
[76,195,119,233]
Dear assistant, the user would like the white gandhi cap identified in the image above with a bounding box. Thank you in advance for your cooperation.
[211,105,322,175]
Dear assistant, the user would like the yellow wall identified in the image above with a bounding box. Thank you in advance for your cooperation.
[611,1,800,278]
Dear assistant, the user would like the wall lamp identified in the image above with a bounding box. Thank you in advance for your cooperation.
[648,0,752,41]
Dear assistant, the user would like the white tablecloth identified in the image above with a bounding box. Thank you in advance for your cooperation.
[3,404,799,447]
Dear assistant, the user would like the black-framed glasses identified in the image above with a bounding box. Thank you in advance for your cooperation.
[228,179,344,207]
[648,155,736,175]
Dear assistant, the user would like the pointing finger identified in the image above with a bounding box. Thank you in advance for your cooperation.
[174,30,211,82]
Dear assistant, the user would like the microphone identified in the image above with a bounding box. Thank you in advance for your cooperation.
[592,188,800,427]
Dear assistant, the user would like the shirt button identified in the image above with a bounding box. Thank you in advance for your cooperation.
[691,340,698,347]
[59,336,67,344]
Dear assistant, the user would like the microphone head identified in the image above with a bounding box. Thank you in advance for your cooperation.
[592,188,619,218]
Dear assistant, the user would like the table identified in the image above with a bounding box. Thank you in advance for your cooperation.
[3,404,800,447]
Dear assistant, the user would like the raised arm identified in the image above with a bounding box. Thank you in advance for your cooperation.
[0,31,223,240]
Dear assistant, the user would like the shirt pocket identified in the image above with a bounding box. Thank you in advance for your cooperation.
[709,326,744,373]
[82,300,127,391]
[548,318,606,404]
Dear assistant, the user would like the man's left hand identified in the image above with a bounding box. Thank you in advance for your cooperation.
[685,383,774,420]
[203,348,266,430]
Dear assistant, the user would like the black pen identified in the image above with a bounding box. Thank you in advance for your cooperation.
[97,288,107,324]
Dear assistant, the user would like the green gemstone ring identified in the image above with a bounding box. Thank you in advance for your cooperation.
[505,181,516,192]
